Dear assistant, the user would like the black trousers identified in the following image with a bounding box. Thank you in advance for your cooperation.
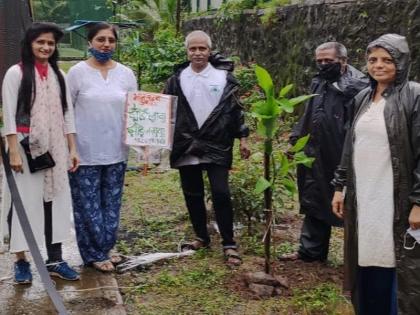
[179,164,236,248]
[298,215,331,261]
[8,201,63,262]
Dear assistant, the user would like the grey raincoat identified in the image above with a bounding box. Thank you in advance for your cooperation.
[333,34,420,314]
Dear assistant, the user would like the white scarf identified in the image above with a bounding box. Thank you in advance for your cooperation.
[29,66,69,202]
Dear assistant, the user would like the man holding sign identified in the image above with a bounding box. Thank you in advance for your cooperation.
[164,30,250,267]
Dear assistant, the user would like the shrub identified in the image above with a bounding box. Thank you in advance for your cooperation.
[121,26,186,86]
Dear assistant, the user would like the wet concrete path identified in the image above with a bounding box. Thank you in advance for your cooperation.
[0,167,126,315]
[0,230,126,315]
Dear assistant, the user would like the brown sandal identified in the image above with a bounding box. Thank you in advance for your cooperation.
[110,254,123,265]
[180,240,210,252]
[224,249,242,267]
[278,252,300,261]
[92,260,115,272]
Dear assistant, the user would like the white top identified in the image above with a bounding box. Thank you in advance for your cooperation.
[176,63,227,167]
[353,98,396,267]
[1,65,76,135]
[67,61,137,165]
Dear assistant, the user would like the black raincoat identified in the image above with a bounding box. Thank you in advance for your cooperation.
[164,54,249,168]
[333,34,420,315]
[291,65,368,226]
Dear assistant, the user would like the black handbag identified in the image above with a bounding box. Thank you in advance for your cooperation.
[20,137,55,173]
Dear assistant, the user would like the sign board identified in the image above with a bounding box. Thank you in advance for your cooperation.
[125,91,175,148]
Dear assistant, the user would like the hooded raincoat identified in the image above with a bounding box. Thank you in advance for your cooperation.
[291,64,368,226]
[333,34,420,315]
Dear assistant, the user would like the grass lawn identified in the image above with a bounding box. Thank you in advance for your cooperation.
[58,47,85,59]
[116,163,354,315]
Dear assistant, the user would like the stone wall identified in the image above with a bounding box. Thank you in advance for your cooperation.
[184,0,420,89]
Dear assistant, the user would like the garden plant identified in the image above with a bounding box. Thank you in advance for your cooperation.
[251,65,315,274]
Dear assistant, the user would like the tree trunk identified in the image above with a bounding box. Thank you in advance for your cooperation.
[263,140,273,274]
[175,0,181,35]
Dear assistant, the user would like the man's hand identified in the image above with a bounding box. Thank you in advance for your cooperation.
[332,191,345,219]
[409,205,420,230]
[239,138,250,160]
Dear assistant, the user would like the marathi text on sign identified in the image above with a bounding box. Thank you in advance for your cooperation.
[125,91,174,148]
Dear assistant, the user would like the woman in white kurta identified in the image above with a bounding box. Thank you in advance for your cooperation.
[331,34,420,314]
[67,22,137,272]
[1,22,80,284]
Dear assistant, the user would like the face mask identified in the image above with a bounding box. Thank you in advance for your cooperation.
[403,228,420,250]
[88,47,114,63]
[317,62,342,82]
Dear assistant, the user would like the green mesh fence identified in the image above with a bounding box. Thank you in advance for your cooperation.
[32,0,113,52]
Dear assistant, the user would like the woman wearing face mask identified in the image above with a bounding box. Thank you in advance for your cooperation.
[66,22,137,272]
[332,34,420,315]
[1,22,80,283]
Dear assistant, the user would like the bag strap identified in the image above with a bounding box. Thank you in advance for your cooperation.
[0,134,69,315]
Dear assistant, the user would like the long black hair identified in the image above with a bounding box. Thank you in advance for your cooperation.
[18,22,67,115]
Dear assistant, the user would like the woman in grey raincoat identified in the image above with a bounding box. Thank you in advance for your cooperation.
[332,34,420,315]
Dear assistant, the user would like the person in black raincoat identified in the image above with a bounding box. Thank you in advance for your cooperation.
[280,42,369,262]
[332,34,420,315]
[164,30,250,266]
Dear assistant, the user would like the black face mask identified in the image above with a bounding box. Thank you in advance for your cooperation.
[317,62,342,82]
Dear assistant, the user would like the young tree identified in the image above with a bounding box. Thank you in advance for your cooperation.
[252,65,315,274]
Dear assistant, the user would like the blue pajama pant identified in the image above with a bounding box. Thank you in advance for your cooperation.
[357,266,398,315]
[69,162,126,264]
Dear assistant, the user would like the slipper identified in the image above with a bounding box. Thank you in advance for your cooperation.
[110,254,123,265]
[92,260,115,272]
[278,252,300,261]
[224,249,242,267]
[180,240,210,252]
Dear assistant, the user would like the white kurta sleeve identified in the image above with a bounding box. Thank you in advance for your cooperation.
[127,69,138,92]
[61,70,76,134]
[66,65,81,105]
[1,65,22,135]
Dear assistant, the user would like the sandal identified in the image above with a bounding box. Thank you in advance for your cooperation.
[110,254,123,265]
[224,249,242,267]
[92,260,115,272]
[180,239,210,252]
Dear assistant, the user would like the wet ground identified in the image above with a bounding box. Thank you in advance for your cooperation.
[0,231,126,315]
[0,169,126,315]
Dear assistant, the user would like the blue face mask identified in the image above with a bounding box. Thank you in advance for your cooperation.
[88,47,115,63]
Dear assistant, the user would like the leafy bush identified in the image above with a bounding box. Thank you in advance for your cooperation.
[234,63,258,96]
[215,0,256,24]
[230,151,265,234]
[121,26,186,86]
[257,0,292,24]
[229,142,296,234]
[215,0,292,26]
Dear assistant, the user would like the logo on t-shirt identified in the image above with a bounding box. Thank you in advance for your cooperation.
[209,84,222,95]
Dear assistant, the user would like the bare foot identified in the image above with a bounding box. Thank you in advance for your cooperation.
[92,260,115,272]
